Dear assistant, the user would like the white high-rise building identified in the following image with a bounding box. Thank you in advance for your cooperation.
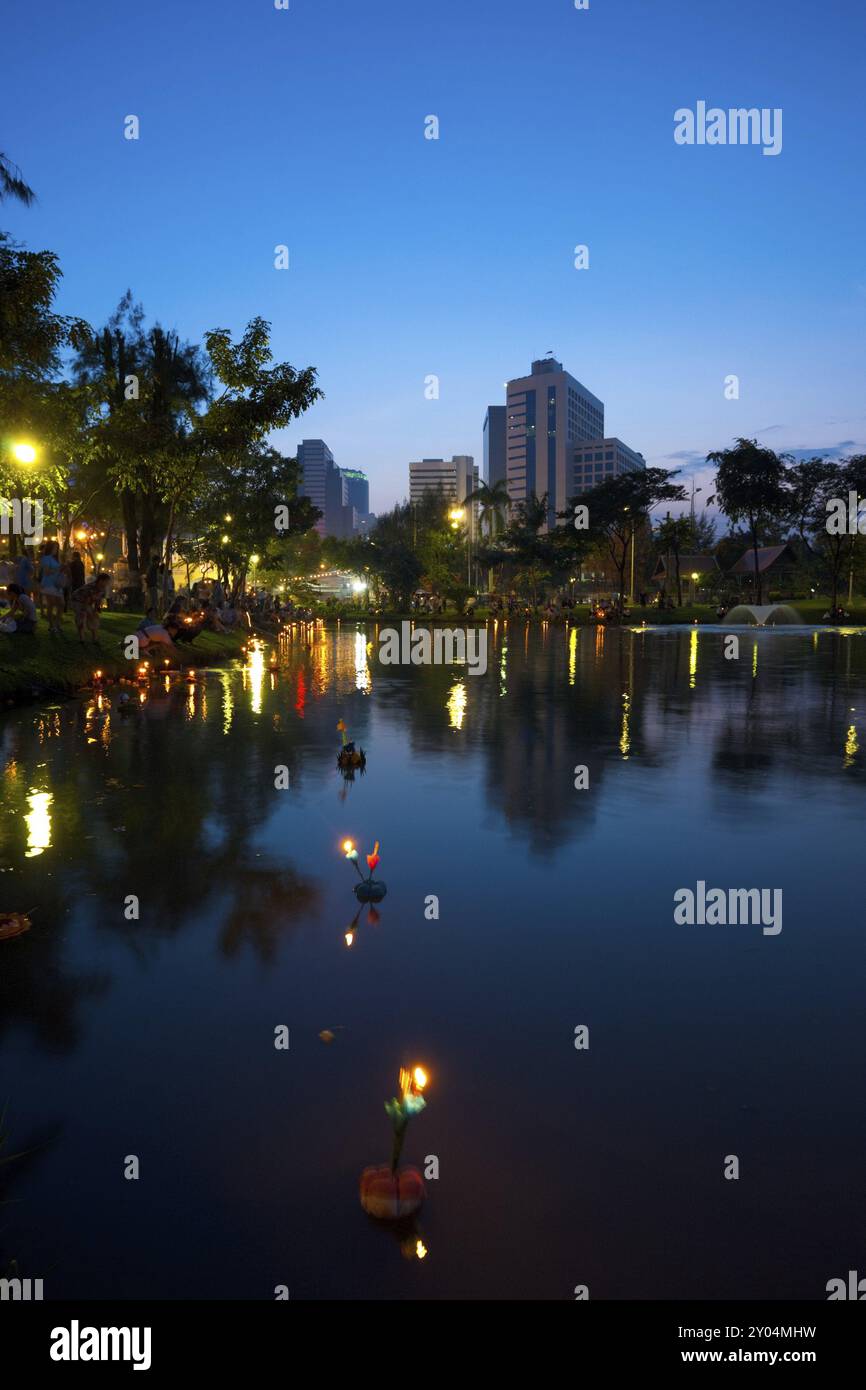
[409,456,478,506]
[409,456,480,537]
[506,357,604,530]
[572,437,646,493]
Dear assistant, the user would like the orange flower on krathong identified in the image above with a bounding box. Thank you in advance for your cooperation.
[366,841,380,874]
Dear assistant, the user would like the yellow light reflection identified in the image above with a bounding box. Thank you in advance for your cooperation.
[689,627,698,690]
[499,642,507,698]
[752,641,758,678]
[619,693,631,759]
[220,670,234,734]
[354,630,371,693]
[248,644,265,714]
[447,680,467,730]
[25,790,53,857]
[568,626,577,686]
[844,724,858,768]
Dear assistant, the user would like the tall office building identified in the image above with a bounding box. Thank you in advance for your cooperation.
[409,455,477,506]
[340,468,370,515]
[482,405,507,488]
[298,442,369,537]
[298,439,339,536]
[506,357,604,530]
[572,438,646,492]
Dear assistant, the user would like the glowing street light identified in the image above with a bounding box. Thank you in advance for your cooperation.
[11,441,37,465]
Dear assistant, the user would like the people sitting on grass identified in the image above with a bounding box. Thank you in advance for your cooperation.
[71,572,111,643]
[0,583,38,635]
[136,614,182,654]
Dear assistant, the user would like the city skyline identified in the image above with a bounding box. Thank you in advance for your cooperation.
[3,0,865,516]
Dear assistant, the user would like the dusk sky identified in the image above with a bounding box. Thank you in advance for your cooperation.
[4,0,865,515]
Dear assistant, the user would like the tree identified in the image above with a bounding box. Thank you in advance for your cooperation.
[691,508,717,552]
[466,478,509,539]
[0,152,35,205]
[354,502,424,610]
[707,439,788,603]
[572,470,686,615]
[809,463,851,614]
[0,233,89,423]
[785,456,836,552]
[72,294,209,578]
[655,515,692,606]
[183,445,318,601]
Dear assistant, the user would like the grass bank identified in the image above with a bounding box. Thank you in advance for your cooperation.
[0,612,248,704]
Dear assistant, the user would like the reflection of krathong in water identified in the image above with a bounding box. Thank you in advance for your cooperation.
[360,1064,430,1220]
[342,900,381,949]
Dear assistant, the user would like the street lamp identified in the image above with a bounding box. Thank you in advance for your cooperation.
[449,506,471,585]
[11,441,37,465]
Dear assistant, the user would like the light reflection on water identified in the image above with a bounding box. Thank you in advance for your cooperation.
[1,622,866,1300]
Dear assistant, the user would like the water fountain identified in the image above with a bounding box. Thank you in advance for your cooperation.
[723,604,801,626]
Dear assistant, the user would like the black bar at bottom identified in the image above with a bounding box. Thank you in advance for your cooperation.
[0,1299,861,1374]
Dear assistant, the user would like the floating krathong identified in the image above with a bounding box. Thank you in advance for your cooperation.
[359,1065,430,1220]
[343,838,385,901]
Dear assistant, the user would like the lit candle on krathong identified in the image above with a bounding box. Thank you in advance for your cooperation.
[343,839,385,901]
[386,1066,428,1172]
[359,1064,431,1220]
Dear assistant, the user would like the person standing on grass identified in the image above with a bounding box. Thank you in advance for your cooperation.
[145,554,160,617]
[72,571,110,643]
[65,550,84,611]
[14,550,34,594]
[39,541,66,635]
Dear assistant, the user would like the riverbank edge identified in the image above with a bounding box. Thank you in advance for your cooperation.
[0,614,249,705]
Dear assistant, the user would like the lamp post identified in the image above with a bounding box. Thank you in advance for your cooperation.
[449,505,470,587]
[690,481,702,531]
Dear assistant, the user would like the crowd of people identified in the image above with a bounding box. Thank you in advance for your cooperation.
[0,543,111,641]
[0,546,255,650]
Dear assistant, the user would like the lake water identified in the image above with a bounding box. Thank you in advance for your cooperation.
[1,621,864,1300]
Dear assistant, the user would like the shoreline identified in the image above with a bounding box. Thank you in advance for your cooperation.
[0,612,248,706]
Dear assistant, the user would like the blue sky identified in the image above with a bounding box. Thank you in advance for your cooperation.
[4,0,865,516]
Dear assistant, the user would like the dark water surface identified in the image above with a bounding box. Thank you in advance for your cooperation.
[1,622,865,1300]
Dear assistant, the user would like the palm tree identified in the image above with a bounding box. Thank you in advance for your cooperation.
[0,152,35,205]
[466,478,509,538]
